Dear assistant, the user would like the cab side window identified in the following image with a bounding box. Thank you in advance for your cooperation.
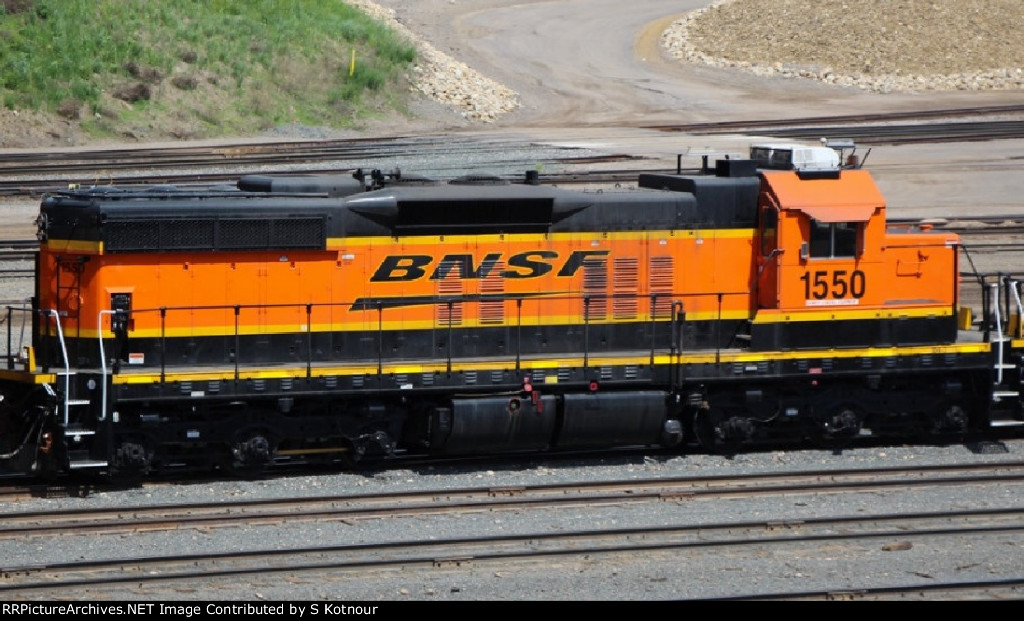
[809,219,859,258]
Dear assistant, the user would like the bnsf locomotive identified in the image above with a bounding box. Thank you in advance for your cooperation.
[2,142,1022,478]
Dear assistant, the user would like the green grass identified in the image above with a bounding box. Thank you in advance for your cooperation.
[0,0,418,138]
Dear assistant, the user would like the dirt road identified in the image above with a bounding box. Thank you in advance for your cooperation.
[373,0,1023,125]
[367,0,1024,219]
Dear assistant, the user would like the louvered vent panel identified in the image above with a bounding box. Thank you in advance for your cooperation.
[583,258,608,320]
[437,259,463,327]
[479,261,505,325]
[613,257,638,320]
[649,255,675,318]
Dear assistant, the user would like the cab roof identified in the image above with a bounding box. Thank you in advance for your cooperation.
[761,169,885,222]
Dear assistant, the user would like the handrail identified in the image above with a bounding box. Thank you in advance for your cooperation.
[97,309,114,422]
[1008,278,1024,339]
[6,306,11,370]
[4,303,32,371]
[107,290,749,320]
[42,309,72,427]
[53,290,738,391]
[989,283,1005,384]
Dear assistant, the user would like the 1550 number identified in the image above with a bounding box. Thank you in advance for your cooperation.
[799,269,866,300]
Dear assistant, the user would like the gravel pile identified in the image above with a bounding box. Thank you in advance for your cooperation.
[666,0,1024,94]
[347,0,521,122]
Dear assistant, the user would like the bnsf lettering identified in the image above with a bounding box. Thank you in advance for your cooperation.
[503,251,556,279]
[372,255,432,281]
[371,250,610,282]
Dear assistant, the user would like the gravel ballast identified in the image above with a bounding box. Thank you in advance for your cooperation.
[4,440,1024,600]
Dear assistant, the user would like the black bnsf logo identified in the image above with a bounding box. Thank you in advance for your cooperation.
[371,250,610,282]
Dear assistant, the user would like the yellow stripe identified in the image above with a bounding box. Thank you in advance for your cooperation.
[327,229,754,247]
[112,342,991,385]
[44,239,103,254]
[752,306,954,324]
[693,342,990,363]
[0,369,58,383]
[46,231,753,255]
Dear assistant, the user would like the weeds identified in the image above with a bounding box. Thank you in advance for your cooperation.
[0,0,418,137]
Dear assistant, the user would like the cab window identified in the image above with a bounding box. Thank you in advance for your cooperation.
[809,219,859,258]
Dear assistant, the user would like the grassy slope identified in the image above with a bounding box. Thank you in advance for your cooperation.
[0,0,417,141]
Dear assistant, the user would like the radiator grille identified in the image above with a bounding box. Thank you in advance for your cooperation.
[612,257,638,320]
[104,217,325,252]
[583,258,608,321]
[649,255,675,318]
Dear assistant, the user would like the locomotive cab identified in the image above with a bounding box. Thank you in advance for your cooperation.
[751,167,960,350]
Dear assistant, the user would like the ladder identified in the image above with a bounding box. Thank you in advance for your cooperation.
[45,310,108,470]
[987,281,1024,427]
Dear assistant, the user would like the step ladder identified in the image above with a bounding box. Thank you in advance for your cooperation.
[987,281,1024,427]
[43,306,110,472]
[54,375,109,471]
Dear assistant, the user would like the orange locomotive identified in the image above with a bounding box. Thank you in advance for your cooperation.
[1,143,1020,477]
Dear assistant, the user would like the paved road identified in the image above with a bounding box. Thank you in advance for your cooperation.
[372,0,1024,219]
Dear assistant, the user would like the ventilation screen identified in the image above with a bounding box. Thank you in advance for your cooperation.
[104,217,326,252]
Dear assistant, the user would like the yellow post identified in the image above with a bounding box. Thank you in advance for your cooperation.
[22,346,35,371]
[957,306,973,330]
[349,49,356,77]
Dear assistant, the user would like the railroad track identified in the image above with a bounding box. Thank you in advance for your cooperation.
[3,461,1024,537]
[3,461,1024,599]
[2,106,1023,197]
[0,139,642,197]
[719,578,1024,601]
[646,104,1024,145]
[0,166,652,198]
[5,508,1024,599]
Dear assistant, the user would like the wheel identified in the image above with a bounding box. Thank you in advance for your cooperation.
[225,430,275,479]
[111,436,155,479]
[812,404,863,448]
[692,407,745,455]
[929,400,969,435]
